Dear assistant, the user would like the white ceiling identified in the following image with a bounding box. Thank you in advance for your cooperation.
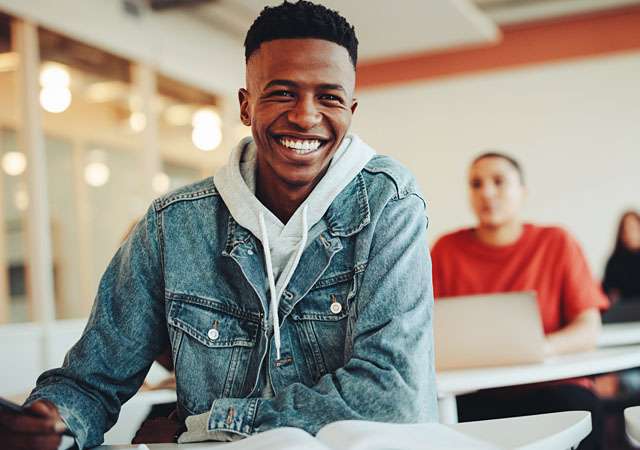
[185,0,640,62]
[188,0,500,61]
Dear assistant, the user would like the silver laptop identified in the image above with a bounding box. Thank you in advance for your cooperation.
[433,291,546,371]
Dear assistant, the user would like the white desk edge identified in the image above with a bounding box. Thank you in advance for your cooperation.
[436,344,640,423]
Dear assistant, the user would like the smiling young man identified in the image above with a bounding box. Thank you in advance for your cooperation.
[0,2,436,448]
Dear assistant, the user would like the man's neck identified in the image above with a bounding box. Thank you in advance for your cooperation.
[257,180,313,224]
[475,221,523,246]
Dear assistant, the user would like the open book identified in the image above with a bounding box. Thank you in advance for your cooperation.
[172,420,501,450]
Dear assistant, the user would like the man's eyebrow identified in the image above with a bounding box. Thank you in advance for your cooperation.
[319,83,347,94]
[264,80,347,94]
[264,79,298,90]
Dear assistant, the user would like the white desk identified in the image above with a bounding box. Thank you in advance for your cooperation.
[95,411,591,450]
[451,410,590,450]
[436,344,640,424]
[599,322,640,347]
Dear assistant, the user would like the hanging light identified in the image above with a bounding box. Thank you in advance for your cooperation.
[39,64,70,87]
[191,107,222,151]
[40,87,72,113]
[84,162,110,187]
[192,126,222,151]
[192,107,221,128]
[129,112,147,132]
[84,149,110,187]
[2,151,27,176]
[39,63,72,113]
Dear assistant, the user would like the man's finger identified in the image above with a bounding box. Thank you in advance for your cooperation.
[27,399,58,417]
[0,412,65,434]
[2,432,62,450]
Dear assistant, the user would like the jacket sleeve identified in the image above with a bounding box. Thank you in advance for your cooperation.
[25,204,168,449]
[202,192,438,437]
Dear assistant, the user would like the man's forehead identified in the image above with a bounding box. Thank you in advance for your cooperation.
[248,38,354,69]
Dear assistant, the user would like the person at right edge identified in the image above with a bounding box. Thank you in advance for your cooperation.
[430,152,609,450]
[602,210,640,303]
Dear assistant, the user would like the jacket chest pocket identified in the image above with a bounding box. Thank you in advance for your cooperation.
[290,273,355,382]
[167,296,261,412]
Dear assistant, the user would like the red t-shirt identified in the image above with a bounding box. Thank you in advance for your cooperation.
[431,224,609,391]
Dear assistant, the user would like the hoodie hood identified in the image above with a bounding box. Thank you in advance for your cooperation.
[214,133,375,358]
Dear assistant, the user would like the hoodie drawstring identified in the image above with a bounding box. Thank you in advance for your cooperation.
[258,205,308,360]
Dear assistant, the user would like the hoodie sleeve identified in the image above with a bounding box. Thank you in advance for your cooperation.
[199,191,437,438]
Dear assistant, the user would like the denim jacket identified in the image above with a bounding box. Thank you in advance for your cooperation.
[27,155,437,448]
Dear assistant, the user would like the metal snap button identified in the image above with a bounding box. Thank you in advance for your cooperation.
[247,249,254,255]
[330,302,342,314]
[207,328,219,340]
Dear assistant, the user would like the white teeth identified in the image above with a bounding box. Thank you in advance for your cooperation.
[279,138,321,154]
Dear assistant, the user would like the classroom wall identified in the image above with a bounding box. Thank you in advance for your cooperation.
[350,49,640,279]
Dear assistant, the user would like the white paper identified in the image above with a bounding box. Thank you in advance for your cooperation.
[316,420,502,450]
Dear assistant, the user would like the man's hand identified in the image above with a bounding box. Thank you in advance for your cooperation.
[132,413,185,444]
[0,399,68,450]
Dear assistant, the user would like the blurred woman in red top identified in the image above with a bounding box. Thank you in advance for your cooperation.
[431,152,609,450]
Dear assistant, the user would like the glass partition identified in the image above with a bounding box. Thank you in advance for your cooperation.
[1,129,29,323]
[0,13,29,323]
[0,18,223,323]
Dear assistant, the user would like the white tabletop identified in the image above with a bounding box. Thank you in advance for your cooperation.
[95,411,591,450]
[436,343,640,397]
[450,410,590,450]
[599,322,640,347]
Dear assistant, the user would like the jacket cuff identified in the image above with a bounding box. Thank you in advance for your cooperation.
[26,396,87,450]
[207,398,259,436]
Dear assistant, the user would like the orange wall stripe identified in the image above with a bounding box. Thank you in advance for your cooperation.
[356,6,640,89]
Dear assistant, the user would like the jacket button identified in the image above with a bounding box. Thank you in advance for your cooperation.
[207,328,219,340]
[247,249,254,255]
[330,302,342,314]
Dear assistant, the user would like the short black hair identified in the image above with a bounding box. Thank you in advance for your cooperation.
[244,1,358,69]
[472,151,525,185]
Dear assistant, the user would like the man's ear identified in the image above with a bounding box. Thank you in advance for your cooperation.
[350,98,358,115]
[238,88,251,126]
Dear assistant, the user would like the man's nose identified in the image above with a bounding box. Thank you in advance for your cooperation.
[288,95,322,129]
[479,182,497,198]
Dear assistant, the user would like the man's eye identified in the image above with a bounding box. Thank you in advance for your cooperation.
[273,90,293,97]
[320,94,342,102]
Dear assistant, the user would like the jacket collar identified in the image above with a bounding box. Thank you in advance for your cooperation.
[223,170,370,254]
[323,172,370,237]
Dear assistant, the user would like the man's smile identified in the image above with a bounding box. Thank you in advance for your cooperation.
[277,136,326,155]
